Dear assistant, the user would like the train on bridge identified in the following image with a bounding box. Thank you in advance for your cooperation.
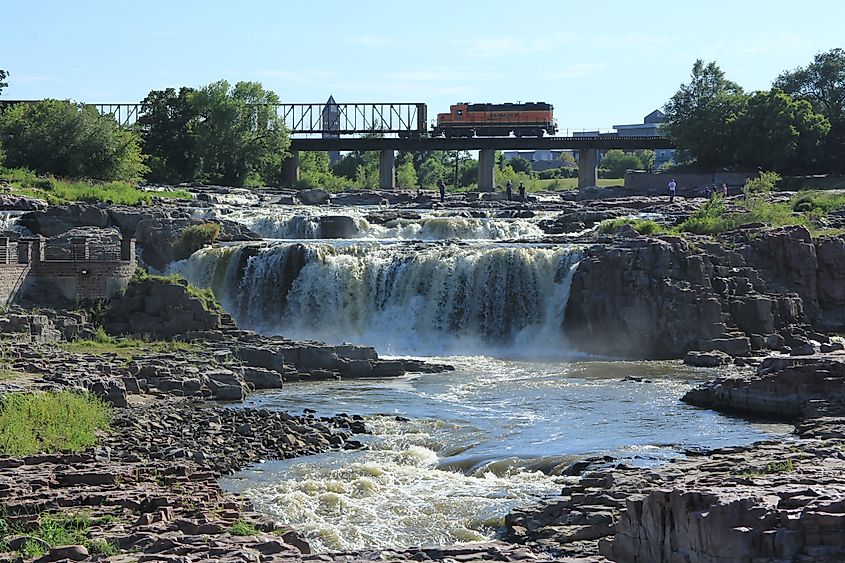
[431,101,558,138]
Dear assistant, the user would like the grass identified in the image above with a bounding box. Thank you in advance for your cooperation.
[0,390,111,457]
[172,223,222,260]
[0,167,191,205]
[598,217,666,235]
[737,459,795,478]
[0,367,26,381]
[229,520,260,536]
[59,328,198,359]
[0,513,118,558]
[130,269,222,313]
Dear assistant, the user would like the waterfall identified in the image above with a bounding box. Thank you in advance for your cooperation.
[177,241,581,356]
[195,207,547,241]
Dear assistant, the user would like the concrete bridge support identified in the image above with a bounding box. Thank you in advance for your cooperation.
[477,148,496,192]
[578,148,598,190]
[282,149,300,187]
[379,149,395,190]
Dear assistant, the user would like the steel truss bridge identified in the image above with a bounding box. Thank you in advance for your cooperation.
[0,100,428,136]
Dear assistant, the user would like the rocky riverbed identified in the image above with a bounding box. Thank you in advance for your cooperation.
[1,186,845,561]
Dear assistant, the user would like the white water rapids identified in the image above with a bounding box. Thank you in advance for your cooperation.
[176,241,581,357]
[171,205,792,553]
[197,206,549,240]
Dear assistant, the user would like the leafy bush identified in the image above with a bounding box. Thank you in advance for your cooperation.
[172,223,222,260]
[0,391,111,456]
[676,197,736,234]
[743,171,782,195]
[229,520,260,536]
[598,217,666,235]
[1,167,191,205]
[0,100,148,181]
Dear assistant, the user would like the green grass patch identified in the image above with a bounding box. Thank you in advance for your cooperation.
[0,367,26,381]
[59,333,198,359]
[0,166,191,205]
[598,217,666,235]
[737,458,795,478]
[0,391,111,457]
[172,223,222,260]
[791,190,845,214]
[0,512,118,558]
[130,269,222,314]
[229,520,260,536]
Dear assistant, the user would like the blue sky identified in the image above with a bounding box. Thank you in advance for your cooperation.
[2,0,843,131]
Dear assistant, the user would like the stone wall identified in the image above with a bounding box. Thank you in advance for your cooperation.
[623,170,755,194]
[0,263,30,305]
[0,236,136,305]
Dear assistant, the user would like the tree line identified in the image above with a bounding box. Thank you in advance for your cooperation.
[1,49,844,187]
[664,49,845,173]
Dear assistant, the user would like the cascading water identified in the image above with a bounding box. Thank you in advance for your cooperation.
[182,205,792,554]
[195,207,547,240]
[176,241,581,356]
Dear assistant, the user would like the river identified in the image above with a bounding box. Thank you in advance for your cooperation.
[174,205,791,553]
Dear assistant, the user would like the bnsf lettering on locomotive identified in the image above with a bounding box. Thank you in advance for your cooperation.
[488,112,520,118]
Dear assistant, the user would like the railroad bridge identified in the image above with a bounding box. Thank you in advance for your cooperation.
[0,99,676,190]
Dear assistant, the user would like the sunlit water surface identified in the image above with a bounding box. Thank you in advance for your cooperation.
[222,356,790,552]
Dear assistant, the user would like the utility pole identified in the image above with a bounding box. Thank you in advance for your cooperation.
[453,150,460,189]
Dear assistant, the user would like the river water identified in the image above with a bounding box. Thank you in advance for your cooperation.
[175,205,791,553]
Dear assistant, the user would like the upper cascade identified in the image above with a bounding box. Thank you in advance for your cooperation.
[176,241,581,356]
[195,207,548,241]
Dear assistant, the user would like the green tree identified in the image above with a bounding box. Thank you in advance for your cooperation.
[418,154,448,187]
[0,100,147,181]
[733,89,830,172]
[296,151,349,191]
[396,154,418,188]
[138,87,200,183]
[0,70,8,96]
[558,151,577,167]
[139,80,289,187]
[775,48,845,171]
[600,149,643,177]
[633,149,656,170]
[509,156,534,174]
[663,59,745,167]
[190,80,289,187]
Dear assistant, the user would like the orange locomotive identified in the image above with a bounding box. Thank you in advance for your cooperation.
[432,102,557,138]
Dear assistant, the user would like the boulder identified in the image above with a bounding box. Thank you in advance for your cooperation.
[318,215,359,238]
[296,188,330,205]
[683,350,732,367]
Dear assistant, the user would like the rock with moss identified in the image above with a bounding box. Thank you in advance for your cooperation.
[105,273,224,340]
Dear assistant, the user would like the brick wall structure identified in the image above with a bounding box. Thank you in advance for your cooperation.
[0,237,136,305]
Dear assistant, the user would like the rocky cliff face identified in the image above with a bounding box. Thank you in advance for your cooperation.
[565,227,845,359]
[105,275,225,339]
[19,203,261,270]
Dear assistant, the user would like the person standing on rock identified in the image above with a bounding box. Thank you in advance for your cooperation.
[722,182,728,198]
[438,179,446,203]
[518,182,526,203]
[668,178,676,203]
[506,180,513,201]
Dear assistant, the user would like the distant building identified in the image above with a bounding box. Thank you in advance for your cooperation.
[612,110,675,168]
[321,95,341,164]
[502,149,576,171]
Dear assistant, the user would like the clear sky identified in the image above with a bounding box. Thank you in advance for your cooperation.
[2,0,843,132]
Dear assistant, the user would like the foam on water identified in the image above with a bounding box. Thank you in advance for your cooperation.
[196,206,548,240]
[222,415,565,553]
[175,241,582,357]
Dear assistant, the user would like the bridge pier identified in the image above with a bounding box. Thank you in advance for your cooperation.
[477,148,496,192]
[578,148,598,190]
[379,149,395,190]
[282,149,300,187]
